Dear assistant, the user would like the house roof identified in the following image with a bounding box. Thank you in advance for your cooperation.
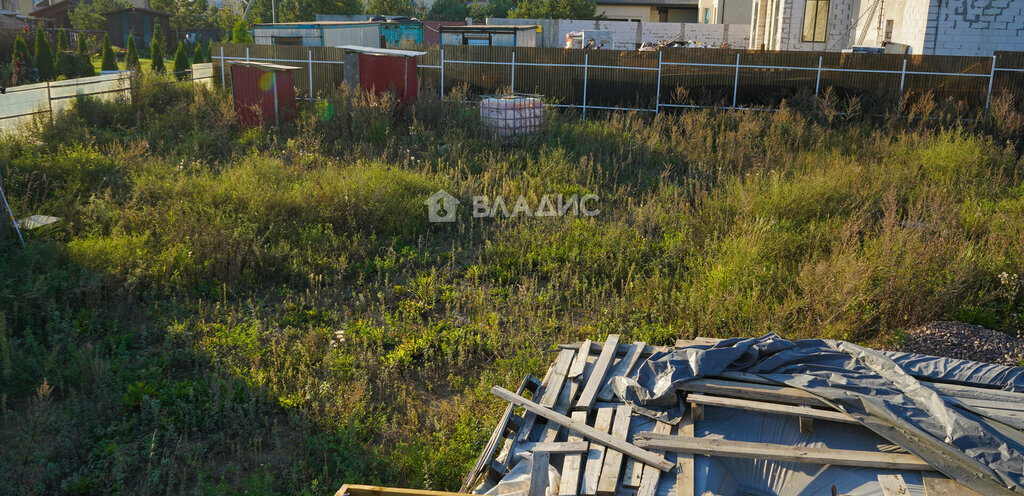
[101,7,172,17]
[462,334,1024,496]
[596,0,698,6]
[30,0,76,18]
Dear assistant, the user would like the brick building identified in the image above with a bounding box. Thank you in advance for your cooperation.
[749,0,1024,55]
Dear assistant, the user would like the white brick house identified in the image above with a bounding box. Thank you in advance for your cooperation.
[749,0,1024,55]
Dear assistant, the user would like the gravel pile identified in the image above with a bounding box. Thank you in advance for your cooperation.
[897,321,1024,366]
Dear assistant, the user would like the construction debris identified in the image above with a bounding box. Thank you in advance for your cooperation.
[468,334,1024,496]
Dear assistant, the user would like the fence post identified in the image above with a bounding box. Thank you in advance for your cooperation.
[986,54,997,110]
[898,58,907,111]
[308,49,314,99]
[731,52,740,110]
[220,46,226,88]
[583,52,589,120]
[245,47,250,63]
[655,50,662,113]
[440,48,445,99]
[47,81,53,126]
[814,55,822,95]
[510,50,515,94]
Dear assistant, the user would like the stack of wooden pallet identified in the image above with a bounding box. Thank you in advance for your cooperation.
[467,335,992,496]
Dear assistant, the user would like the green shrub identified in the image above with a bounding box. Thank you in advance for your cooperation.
[100,33,117,71]
[173,41,190,80]
[56,28,69,63]
[192,42,205,63]
[150,28,165,74]
[33,27,54,81]
[231,20,252,43]
[125,33,140,71]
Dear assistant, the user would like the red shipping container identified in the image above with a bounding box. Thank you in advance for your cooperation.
[230,62,300,128]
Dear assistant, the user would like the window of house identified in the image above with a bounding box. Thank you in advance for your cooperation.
[884,19,894,42]
[273,36,302,46]
[802,0,829,42]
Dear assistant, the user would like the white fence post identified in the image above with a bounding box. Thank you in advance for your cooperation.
[986,54,997,109]
[245,47,250,63]
[814,55,822,95]
[440,48,445,99]
[510,50,515,94]
[898,58,907,110]
[655,50,662,113]
[308,49,314,99]
[220,46,226,88]
[731,52,740,109]
[582,52,589,120]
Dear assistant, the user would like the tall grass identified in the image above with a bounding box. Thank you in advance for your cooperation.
[0,74,1022,494]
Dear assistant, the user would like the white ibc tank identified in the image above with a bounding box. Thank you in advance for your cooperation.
[480,95,542,137]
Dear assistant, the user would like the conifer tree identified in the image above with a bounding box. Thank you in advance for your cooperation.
[34,27,54,81]
[125,34,140,71]
[101,33,118,71]
[173,41,190,80]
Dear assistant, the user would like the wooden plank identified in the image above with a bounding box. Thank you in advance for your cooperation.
[567,340,592,379]
[621,449,643,489]
[558,341,669,358]
[690,403,704,422]
[597,405,632,496]
[678,378,831,409]
[636,421,673,496]
[462,374,535,492]
[530,451,551,496]
[336,484,473,496]
[921,471,984,496]
[522,442,590,454]
[558,411,589,496]
[675,411,694,496]
[877,474,907,496]
[520,349,577,442]
[575,334,621,412]
[686,393,858,425]
[598,342,645,402]
[491,386,675,472]
[633,434,933,471]
[581,408,614,495]
[798,417,813,434]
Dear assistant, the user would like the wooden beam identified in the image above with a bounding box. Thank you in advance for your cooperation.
[675,412,694,496]
[598,342,645,401]
[567,340,592,379]
[558,341,670,358]
[520,349,577,442]
[582,408,614,496]
[636,421,673,496]
[491,386,675,472]
[575,335,621,412]
[679,378,831,409]
[558,411,589,496]
[921,471,984,496]
[633,434,933,471]
[877,474,907,496]
[686,394,859,425]
[530,451,551,496]
[462,374,535,492]
[336,485,469,496]
[521,442,590,454]
[597,405,632,496]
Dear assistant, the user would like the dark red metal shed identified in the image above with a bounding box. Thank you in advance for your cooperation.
[339,46,425,103]
[230,61,300,128]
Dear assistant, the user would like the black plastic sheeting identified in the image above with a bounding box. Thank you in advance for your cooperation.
[611,333,1024,495]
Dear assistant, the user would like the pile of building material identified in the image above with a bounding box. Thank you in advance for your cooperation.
[462,334,1024,496]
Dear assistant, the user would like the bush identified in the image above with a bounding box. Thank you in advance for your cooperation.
[56,28,69,62]
[100,33,118,72]
[231,20,252,44]
[150,29,165,74]
[125,34,139,71]
[10,35,31,84]
[173,41,190,80]
[192,42,205,64]
[34,27,54,81]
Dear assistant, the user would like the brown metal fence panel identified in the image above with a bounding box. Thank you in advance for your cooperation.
[211,43,1022,115]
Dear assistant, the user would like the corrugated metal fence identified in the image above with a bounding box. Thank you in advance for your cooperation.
[212,43,1024,114]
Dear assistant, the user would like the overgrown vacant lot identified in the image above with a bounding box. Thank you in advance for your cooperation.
[1,75,1023,495]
